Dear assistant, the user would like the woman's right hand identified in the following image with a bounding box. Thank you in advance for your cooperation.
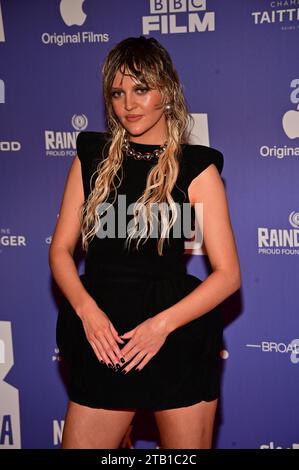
[79,300,126,369]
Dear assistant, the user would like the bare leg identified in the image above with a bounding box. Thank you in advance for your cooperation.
[61,401,136,449]
[154,399,218,449]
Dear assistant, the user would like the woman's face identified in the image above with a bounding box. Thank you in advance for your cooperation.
[111,69,167,143]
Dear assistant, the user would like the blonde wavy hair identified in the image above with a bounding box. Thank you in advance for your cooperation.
[80,36,190,256]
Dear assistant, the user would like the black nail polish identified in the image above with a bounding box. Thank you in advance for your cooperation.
[120,358,125,363]
[115,363,121,369]
[108,363,113,368]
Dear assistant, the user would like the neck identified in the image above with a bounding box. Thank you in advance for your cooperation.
[128,135,167,145]
[126,120,168,145]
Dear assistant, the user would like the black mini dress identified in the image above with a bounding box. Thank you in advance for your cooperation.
[56,132,224,411]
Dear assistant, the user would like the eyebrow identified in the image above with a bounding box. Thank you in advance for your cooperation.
[111,83,147,91]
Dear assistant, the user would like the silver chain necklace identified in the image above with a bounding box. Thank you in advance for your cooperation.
[123,136,167,161]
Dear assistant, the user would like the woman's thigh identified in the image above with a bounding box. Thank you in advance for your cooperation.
[154,399,218,449]
[62,400,136,449]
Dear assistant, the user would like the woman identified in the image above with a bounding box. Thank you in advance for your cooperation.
[49,36,241,449]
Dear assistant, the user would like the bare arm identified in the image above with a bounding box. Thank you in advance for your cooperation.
[49,156,97,318]
[156,163,242,334]
[49,156,124,366]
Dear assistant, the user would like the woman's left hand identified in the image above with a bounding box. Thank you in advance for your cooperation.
[119,315,169,373]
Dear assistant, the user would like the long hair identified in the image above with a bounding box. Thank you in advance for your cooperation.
[80,36,190,256]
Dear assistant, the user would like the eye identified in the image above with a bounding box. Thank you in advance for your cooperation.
[135,87,149,95]
[111,90,123,98]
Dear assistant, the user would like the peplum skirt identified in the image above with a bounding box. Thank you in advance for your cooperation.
[56,257,223,410]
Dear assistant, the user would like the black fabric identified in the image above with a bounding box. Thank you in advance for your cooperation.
[56,132,224,410]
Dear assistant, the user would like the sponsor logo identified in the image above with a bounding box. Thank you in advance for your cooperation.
[184,113,215,255]
[260,79,299,159]
[72,114,88,131]
[45,114,88,157]
[0,79,4,104]
[0,322,21,448]
[0,229,27,254]
[52,348,61,362]
[0,141,21,152]
[41,30,109,46]
[41,0,109,46]
[142,0,216,35]
[257,211,299,256]
[246,339,299,364]
[282,78,299,140]
[187,113,210,146]
[260,441,299,449]
[0,1,5,42]
[53,420,64,446]
[251,0,299,31]
[59,0,86,26]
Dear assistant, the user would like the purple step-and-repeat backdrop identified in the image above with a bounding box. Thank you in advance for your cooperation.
[0,0,298,449]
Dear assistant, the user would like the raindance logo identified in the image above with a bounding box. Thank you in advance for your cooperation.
[41,0,109,46]
[259,79,299,159]
[257,211,299,256]
[251,0,299,31]
[142,0,216,35]
[45,114,88,157]
[246,339,299,364]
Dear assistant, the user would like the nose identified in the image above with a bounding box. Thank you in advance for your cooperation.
[124,92,136,111]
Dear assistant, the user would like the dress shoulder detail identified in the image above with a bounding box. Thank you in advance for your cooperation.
[76,131,110,163]
[181,145,224,185]
[76,131,110,200]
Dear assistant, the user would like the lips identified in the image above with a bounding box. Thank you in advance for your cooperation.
[125,115,143,122]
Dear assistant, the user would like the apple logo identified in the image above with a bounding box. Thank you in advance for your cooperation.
[59,0,87,27]
[282,104,299,139]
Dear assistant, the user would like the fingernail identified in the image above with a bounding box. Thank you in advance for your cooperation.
[120,358,125,363]
[115,363,121,369]
[107,363,113,368]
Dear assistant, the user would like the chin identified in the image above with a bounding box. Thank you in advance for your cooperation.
[124,126,148,137]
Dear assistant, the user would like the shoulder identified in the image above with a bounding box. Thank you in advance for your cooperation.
[76,131,111,162]
[181,144,224,176]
